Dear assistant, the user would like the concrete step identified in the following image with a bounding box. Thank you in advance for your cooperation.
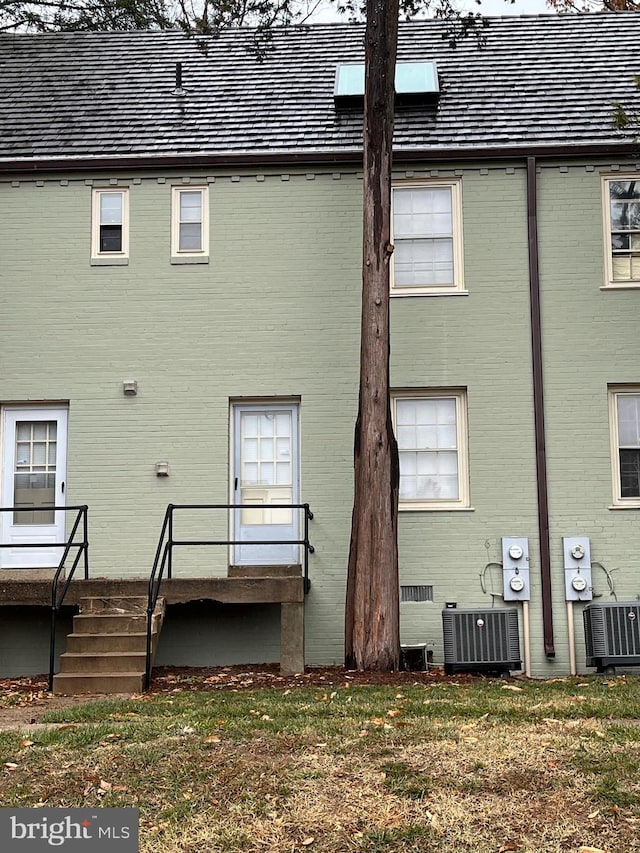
[58,651,147,673]
[72,614,148,634]
[65,632,150,653]
[79,596,148,615]
[52,672,145,695]
[53,596,166,694]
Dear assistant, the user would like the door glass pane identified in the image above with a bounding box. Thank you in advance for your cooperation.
[13,421,56,524]
[239,409,294,526]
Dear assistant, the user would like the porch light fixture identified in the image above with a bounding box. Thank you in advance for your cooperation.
[122,379,138,396]
[155,461,170,477]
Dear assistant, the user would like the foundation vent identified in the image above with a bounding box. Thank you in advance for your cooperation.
[401,585,433,603]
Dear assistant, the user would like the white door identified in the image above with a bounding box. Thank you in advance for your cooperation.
[0,407,68,569]
[232,404,299,565]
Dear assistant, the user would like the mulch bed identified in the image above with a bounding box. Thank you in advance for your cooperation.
[1,663,478,700]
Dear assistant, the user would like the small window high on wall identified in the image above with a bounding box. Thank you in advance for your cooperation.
[171,186,209,263]
[603,177,640,287]
[91,188,129,263]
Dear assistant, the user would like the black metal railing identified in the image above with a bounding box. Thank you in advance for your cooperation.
[0,505,89,691]
[145,503,314,689]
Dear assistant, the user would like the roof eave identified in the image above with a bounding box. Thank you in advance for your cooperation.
[0,141,637,175]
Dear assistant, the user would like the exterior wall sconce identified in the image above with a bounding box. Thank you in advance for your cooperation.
[155,461,170,477]
[123,380,138,396]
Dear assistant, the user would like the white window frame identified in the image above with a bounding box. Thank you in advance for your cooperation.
[392,389,470,511]
[602,176,640,289]
[609,386,640,508]
[171,186,209,262]
[391,179,465,296]
[91,188,129,262]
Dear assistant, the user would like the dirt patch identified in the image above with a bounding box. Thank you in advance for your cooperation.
[0,664,473,730]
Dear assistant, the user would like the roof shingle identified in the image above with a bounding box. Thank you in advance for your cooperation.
[1,13,639,165]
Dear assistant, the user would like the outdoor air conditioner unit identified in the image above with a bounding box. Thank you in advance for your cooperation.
[442,608,521,676]
[584,602,640,671]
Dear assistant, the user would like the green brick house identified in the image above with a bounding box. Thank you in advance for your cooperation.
[1,12,640,687]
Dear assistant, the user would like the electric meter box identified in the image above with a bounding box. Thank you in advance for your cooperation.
[563,536,593,601]
[502,537,530,601]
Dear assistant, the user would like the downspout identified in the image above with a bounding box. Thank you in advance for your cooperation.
[527,156,555,658]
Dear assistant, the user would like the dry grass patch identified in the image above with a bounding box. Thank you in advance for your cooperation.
[2,678,640,852]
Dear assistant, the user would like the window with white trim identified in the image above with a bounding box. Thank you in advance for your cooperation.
[91,189,129,261]
[603,177,640,286]
[171,186,209,261]
[392,390,469,509]
[391,181,464,294]
[609,387,640,506]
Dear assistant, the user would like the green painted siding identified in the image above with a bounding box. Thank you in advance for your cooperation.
[2,160,639,676]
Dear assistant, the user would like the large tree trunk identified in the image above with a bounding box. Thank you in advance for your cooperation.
[345,0,400,672]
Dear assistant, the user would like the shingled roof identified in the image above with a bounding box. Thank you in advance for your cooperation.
[1,12,639,169]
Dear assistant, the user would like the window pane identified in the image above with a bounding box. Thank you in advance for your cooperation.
[394,238,454,287]
[275,413,291,435]
[243,462,258,484]
[618,395,640,446]
[100,193,123,224]
[243,415,258,438]
[16,442,30,465]
[416,425,438,449]
[396,396,463,503]
[398,399,429,426]
[100,224,122,252]
[244,438,258,462]
[179,191,203,222]
[436,398,456,424]
[394,187,452,238]
[612,256,632,281]
[620,449,640,497]
[436,424,457,449]
[610,180,640,202]
[179,223,202,251]
[276,462,291,485]
[260,415,275,437]
[260,438,274,463]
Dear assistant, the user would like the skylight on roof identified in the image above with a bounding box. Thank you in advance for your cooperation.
[334,61,439,101]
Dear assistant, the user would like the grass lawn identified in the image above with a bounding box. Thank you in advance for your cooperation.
[1,674,640,852]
